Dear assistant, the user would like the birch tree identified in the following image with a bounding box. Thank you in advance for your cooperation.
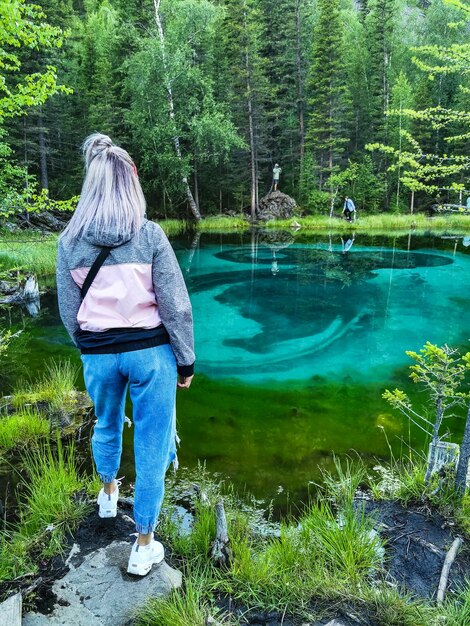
[153,0,201,220]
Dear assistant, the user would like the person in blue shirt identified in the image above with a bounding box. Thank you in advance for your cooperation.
[342,196,356,222]
[466,196,470,209]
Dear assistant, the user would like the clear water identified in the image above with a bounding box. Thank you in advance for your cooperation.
[2,231,469,508]
[183,233,467,384]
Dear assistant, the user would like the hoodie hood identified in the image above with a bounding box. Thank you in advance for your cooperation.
[80,220,148,248]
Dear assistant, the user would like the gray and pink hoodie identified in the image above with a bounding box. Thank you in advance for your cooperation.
[56,219,195,377]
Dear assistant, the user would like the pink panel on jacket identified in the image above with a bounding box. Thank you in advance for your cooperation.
[71,263,162,332]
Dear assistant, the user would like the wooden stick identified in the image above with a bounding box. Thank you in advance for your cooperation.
[437,536,463,604]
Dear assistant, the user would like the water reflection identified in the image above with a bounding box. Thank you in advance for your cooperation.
[184,231,465,383]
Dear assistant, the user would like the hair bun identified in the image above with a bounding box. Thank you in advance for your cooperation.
[83,133,114,168]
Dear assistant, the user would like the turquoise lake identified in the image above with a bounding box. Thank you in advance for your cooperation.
[2,231,469,507]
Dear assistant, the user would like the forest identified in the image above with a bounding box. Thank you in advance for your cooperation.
[1,0,469,221]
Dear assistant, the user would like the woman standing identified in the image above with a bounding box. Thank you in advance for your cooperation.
[56,133,194,576]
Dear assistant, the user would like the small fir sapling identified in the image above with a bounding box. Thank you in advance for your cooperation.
[383,342,469,487]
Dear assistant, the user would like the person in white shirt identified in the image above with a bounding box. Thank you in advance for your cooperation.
[342,196,356,222]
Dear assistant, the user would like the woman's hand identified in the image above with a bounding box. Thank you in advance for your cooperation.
[177,374,194,389]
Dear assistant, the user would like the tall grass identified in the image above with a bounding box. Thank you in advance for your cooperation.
[196,216,249,232]
[135,562,232,626]
[158,220,188,237]
[11,359,79,414]
[148,459,470,626]
[0,407,49,452]
[147,213,470,236]
[441,579,470,626]
[0,235,58,275]
[0,440,96,581]
[266,213,470,234]
[368,455,470,537]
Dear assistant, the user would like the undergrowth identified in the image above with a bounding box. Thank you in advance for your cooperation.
[0,407,49,453]
[0,440,98,583]
[369,455,470,538]
[10,359,79,414]
[0,236,58,275]
[137,458,470,626]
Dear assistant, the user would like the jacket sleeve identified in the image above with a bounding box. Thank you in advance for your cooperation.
[56,237,82,346]
[152,224,195,376]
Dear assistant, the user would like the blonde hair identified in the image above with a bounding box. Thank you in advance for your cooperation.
[63,133,146,241]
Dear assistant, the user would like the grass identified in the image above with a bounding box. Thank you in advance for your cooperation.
[10,359,79,415]
[137,458,470,626]
[0,407,49,452]
[0,439,98,582]
[0,233,58,275]
[369,455,470,536]
[265,212,470,234]
[135,562,233,626]
[0,212,468,276]
[161,213,470,236]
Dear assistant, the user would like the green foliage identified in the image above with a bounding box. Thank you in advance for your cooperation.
[0,407,49,453]
[0,1,70,121]
[136,563,230,626]
[306,0,351,189]
[0,234,58,275]
[11,359,79,414]
[125,0,243,205]
[383,342,470,485]
[367,0,470,203]
[143,460,470,625]
[0,1,73,218]
[0,440,92,581]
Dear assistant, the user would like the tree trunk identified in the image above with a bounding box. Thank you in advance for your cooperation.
[38,110,49,191]
[295,0,305,166]
[425,394,443,483]
[246,54,257,222]
[194,159,200,211]
[455,401,470,493]
[153,0,201,221]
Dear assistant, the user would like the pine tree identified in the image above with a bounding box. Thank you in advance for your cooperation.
[219,0,270,218]
[365,0,399,143]
[306,0,351,191]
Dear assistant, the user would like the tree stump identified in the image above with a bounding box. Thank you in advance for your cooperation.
[210,500,231,567]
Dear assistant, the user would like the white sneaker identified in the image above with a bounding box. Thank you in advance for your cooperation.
[96,479,121,518]
[127,536,165,576]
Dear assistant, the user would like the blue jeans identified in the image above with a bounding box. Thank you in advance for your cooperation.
[81,344,178,534]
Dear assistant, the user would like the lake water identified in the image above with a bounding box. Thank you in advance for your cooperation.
[2,230,469,507]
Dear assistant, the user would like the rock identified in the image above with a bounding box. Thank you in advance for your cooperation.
[0,592,22,626]
[23,540,182,626]
[257,191,297,221]
[26,210,68,232]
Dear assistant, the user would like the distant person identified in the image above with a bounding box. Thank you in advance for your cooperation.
[466,196,470,209]
[342,196,356,222]
[341,232,355,254]
[272,163,282,191]
[56,133,194,577]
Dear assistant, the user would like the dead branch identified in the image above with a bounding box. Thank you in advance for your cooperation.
[437,536,464,604]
